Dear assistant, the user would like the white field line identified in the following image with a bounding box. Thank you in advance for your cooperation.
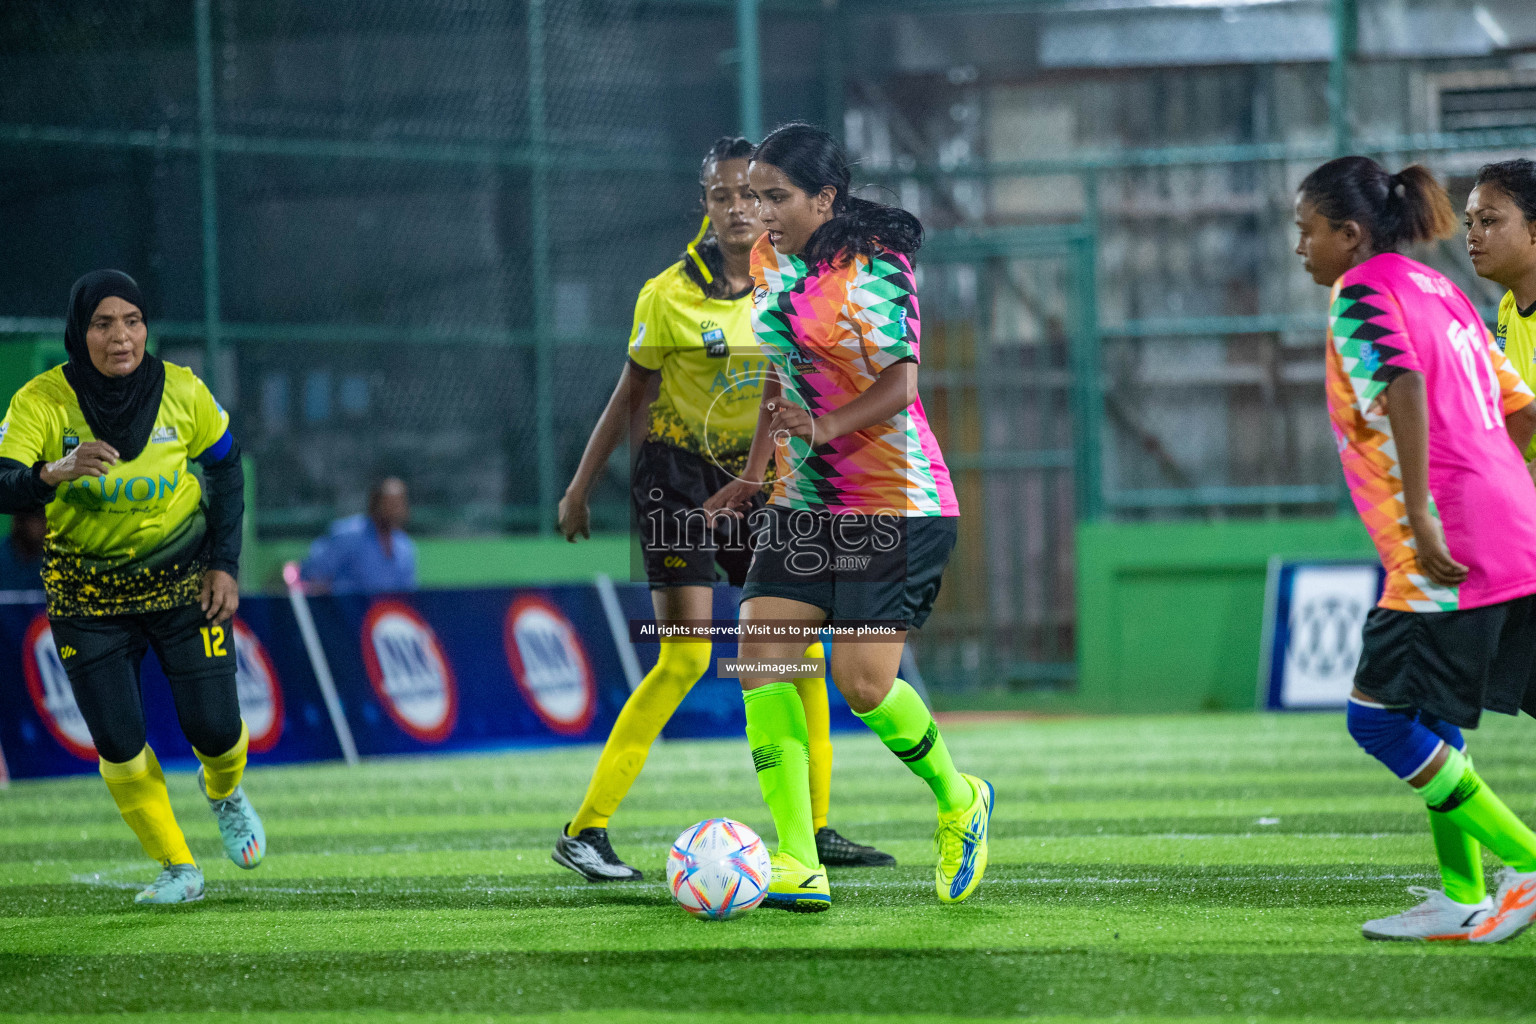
[68,870,1439,897]
[1,829,1436,851]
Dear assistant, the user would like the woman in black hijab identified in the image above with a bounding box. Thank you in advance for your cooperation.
[0,270,266,905]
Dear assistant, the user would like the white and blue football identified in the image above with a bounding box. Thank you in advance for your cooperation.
[666,818,772,920]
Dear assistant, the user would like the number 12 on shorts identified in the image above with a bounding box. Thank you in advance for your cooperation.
[200,625,228,658]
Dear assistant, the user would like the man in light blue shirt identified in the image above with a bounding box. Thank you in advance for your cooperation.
[301,477,417,594]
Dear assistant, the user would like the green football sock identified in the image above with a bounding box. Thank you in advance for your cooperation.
[855,678,973,815]
[1424,747,1486,904]
[1418,746,1536,873]
[1427,808,1486,904]
[743,682,818,868]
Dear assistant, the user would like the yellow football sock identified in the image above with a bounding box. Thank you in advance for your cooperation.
[99,745,195,868]
[195,721,249,800]
[568,638,711,835]
[794,642,832,832]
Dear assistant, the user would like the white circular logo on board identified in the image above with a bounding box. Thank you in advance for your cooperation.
[362,599,457,743]
[502,596,596,736]
[232,619,285,753]
[22,613,96,761]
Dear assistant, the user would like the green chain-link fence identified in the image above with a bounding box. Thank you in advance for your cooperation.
[5,0,1536,690]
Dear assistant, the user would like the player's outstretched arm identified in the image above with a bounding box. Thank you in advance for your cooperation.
[560,359,658,542]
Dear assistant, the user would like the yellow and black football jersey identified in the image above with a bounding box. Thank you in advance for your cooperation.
[626,261,771,474]
[0,362,230,615]
[1496,289,1536,459]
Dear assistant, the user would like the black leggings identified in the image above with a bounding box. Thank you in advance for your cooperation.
[51,603,242,764]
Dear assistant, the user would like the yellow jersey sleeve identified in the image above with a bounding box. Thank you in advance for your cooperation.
[626,277,667,371]
[0,383,59,467]
[185,372,231,458]
[1496,290,1536,458]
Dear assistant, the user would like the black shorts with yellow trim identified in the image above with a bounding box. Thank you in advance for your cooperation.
[51,601,237,693]
[1354,593,1536,728]
[631,440,762,590]
[739,506,957,630]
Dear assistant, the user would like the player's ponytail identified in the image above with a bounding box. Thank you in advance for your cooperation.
[1473,158,1536,223]
[753,122,922,268]
[1387,165,1459,248]
[682,135,756,300]
[1298,156,1457,253]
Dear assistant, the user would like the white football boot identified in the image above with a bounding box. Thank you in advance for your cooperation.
[1361,886,1490,941]
[1469,868,1536,943]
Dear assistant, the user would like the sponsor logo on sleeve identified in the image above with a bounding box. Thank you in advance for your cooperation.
[151,426,178,444]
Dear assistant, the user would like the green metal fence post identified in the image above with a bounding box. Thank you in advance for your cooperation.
[737,0,762,141]
[530,0,555,535]
[1071,233,1102,522]
[1328,0,1357,155]
[1072,169,1103,522]
[820,0,845,141]
[194,0,222,395]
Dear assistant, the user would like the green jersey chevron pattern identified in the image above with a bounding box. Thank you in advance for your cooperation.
[1330,282,1411,412]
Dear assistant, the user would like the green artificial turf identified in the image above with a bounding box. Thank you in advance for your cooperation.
[2,712,1534,1022]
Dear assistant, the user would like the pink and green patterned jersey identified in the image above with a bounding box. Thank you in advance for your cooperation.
[749,235,958,517]
[1327,252,1536,612]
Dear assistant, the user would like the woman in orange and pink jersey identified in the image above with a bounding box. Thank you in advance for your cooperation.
[707,124,989,913]
[1296,155,1536,944]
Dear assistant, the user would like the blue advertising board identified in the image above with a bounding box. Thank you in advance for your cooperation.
[1259,559,1385,711]
[0,581,860,779]
[0,596,344,779]
[315,585,633,756]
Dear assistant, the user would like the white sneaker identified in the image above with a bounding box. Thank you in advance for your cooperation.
[1469,868,1536,943]
[1361,886,1490,941]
